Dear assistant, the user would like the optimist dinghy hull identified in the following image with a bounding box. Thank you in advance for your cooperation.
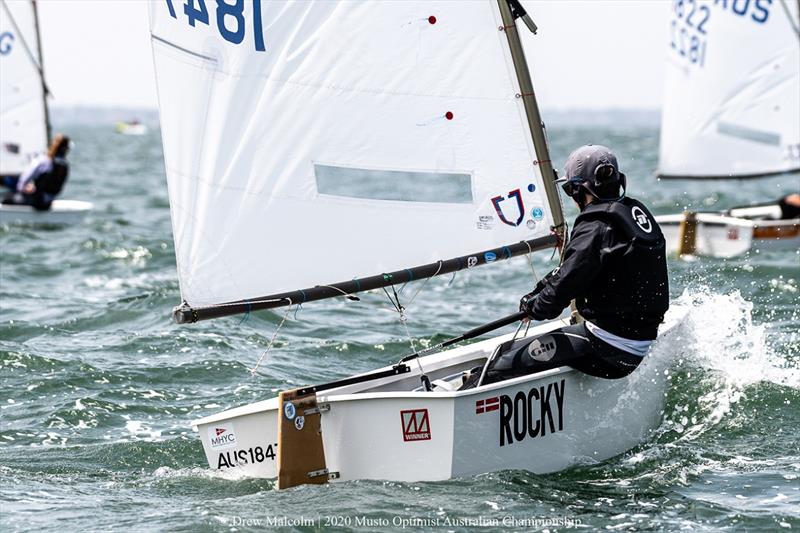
[0,199,93,225]
[657,205,799,258]
[192,308,687,482]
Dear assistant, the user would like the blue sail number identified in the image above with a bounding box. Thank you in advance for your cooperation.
[184,0,210,27]
[164,0,265,52]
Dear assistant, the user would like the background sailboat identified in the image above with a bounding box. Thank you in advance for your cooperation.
[0,0,92,225]
[655,0,800,256]
[114,119,148,136]
[0,0,50,179]
[150,0,686,487]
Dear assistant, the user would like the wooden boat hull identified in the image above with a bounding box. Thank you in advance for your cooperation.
[192,307,687,482]
[0,199,93,225]
[657,205,799,258]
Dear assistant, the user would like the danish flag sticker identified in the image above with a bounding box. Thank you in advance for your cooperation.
[475,397,500,414]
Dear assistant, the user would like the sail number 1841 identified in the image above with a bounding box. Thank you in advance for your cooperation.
[164,0,265,52]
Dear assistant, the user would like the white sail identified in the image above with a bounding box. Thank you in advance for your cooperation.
[658,0,800,178]
[150,1,555,309]
[0,0,48,176]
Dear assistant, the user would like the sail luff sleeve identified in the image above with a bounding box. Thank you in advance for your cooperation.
[173,235,558,323]
[496,0,564,240]
[31,0,50,145]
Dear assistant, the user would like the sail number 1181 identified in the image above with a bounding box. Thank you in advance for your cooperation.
[164,0,265,52]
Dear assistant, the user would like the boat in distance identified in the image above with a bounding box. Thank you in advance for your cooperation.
[115,121,148,136]
[0,199,93,225]
[657,203,799,258]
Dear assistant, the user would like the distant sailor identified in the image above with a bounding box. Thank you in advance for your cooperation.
[2,134,70,211]
[465,145,670,387]
[778,193,800,220]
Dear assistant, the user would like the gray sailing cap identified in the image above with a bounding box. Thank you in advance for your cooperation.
[563,144,622,184]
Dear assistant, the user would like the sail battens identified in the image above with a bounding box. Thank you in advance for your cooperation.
[173,234,558,323]
[716,122,781,146]
[151,34,217,62]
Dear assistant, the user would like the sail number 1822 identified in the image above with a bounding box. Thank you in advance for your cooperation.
[670,0,709,68]
[164,0,265,52]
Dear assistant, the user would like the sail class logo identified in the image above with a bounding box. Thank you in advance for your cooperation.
[208,423,237,449]
[0,31,14,56]
[491,188,525,226]
[400,409,431,442]
[477,379,566,447]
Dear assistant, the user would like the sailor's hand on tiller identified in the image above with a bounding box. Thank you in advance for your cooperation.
[519,292,536,322]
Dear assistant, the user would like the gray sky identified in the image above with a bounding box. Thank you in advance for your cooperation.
[35,0,669,110]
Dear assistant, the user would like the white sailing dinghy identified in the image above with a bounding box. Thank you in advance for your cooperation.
[115,120,148,136]
[0,0,92,225]
[150,0,686,487]
[0,198,94,225]
[655,0,800,257]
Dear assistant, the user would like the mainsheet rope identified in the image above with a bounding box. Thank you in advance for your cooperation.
[247,283,363,376]
[249,299,294,376]
[380,260,444,389]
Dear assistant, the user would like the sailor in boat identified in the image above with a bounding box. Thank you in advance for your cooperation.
[1,134,70,211]
[463,145,669,388]
[778,193,800,220]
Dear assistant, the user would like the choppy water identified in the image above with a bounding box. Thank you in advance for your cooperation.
[1,120,798,532]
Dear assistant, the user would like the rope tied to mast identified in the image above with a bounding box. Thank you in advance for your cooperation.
[549,221,569,259]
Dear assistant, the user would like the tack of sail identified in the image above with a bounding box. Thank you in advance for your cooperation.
[149,1,557,313]
[657,0,800,178]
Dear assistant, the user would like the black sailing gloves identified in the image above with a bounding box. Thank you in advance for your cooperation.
[519,291,537,319]
[518,269,556,320]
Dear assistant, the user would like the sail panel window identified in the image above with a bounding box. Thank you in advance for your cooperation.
[314,164,473,204]
[717,122,781,146]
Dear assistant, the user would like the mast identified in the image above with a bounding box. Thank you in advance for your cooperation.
[496,0,565,247]
[31,0,51,146]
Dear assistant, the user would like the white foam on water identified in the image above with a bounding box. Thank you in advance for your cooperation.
[123,420,162,441]
[679,288,798,388]
[151,465,256,483]
[663,288,799,441]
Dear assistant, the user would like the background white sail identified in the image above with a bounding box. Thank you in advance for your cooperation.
[658,0,800,178]
[0,0,48,176]
[150,0,554,309]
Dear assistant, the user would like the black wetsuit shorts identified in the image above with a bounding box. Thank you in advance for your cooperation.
[462,322,645,389]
